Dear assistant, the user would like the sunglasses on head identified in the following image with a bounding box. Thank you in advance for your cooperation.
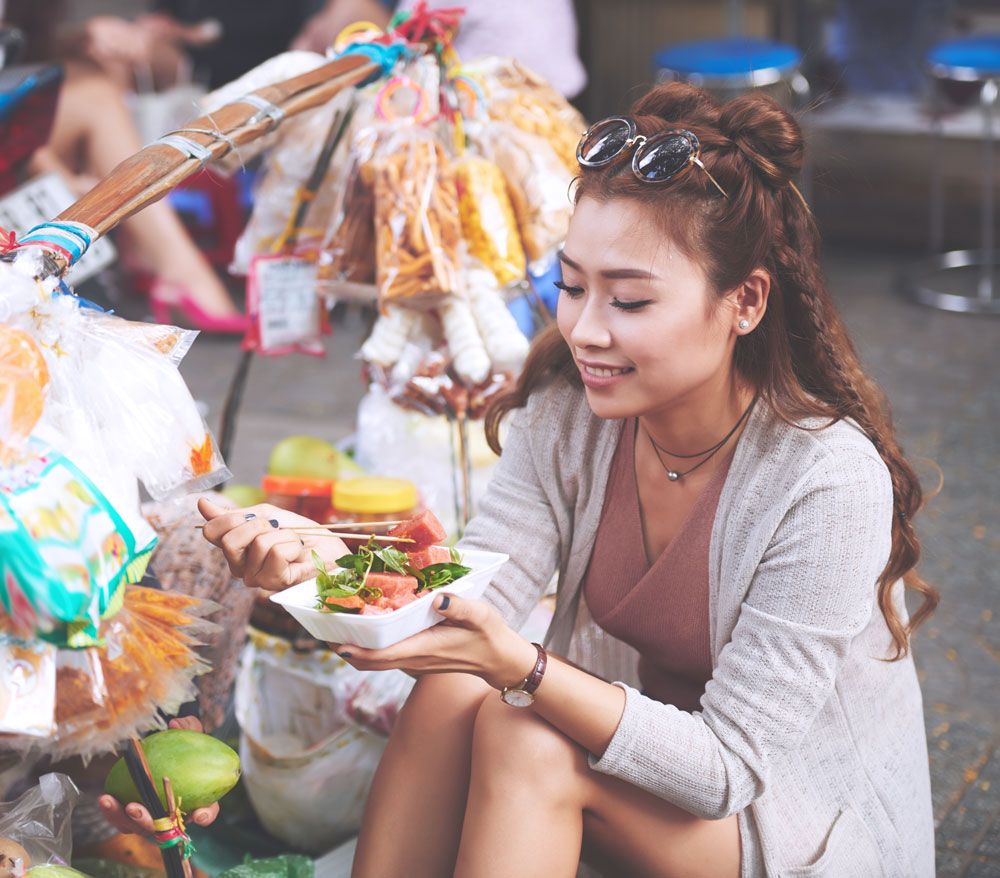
[576,116,728,199]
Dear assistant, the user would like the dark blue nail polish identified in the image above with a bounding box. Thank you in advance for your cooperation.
[269,518,280,528]
[339,651,352,658]
[243,512,256,521]
[438,594,451,611]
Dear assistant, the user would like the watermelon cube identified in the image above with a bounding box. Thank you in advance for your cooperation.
[366,572,419,599]
[406,545,451,570]
[389,510,447,551]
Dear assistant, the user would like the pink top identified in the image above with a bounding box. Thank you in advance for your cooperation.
[582,419,732,711]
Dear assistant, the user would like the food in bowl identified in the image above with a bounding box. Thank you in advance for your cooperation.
[315,510,469,617]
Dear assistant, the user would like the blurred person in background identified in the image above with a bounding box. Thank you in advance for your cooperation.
[4,0,247,331]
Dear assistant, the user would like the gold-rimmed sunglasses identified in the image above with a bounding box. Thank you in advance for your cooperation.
[576,116,729,199]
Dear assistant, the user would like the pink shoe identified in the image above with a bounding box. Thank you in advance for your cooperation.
[150,281,248,335]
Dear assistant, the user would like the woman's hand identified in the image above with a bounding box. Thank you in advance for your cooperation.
[198,498,349,592]
[97,717,219,834]
[334,593,539,692]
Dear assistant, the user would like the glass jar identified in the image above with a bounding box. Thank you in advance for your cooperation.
[262,474,335,522]
[331,476,419,525]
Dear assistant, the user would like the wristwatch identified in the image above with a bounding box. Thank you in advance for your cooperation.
[500,643,547,707]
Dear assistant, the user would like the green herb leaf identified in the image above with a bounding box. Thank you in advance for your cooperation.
[449,546,463,564]
[376,546,411,576]
[417,562,471,592]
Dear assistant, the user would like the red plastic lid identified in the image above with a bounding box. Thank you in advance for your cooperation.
[262,474,334,496]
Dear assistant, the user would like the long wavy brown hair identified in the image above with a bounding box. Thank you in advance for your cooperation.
[485,82,937,659]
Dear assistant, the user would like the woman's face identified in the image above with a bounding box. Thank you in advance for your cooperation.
[555,196,736,421]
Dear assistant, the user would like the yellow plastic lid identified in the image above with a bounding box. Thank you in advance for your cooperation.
[332,476,418,515]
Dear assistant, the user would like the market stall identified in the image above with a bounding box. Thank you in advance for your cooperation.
[0,4,574,869]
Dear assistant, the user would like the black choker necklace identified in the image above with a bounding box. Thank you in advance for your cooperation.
[642,397,757,482]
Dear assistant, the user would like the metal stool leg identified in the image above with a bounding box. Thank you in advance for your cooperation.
[979,78,997,303]
[929,82,946,254]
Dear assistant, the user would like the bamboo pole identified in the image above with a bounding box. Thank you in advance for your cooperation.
[40,53,379,275]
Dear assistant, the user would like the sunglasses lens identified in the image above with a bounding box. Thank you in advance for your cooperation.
[579,120,632,166]
[634,134,693,182]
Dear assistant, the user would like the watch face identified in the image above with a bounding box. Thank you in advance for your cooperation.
[501,688,535,708]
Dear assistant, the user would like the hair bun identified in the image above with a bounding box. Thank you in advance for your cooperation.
[718,94,803,187]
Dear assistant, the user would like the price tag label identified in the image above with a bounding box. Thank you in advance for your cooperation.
[246,254,324,355]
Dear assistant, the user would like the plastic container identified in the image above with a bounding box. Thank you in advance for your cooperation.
[270,548,509,648]
[262,474,335,522]
[331,476,419,524]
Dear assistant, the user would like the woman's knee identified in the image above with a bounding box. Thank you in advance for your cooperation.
[394,673,492,741]
[471,695,585,799]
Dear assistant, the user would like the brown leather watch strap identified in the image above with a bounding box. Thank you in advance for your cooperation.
[523,643,548,695]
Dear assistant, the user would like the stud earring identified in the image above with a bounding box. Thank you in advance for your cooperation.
[739,319,751,330]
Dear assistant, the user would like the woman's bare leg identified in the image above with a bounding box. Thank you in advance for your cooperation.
[456,696,740,878]
[352,673,492,878]
[38,68,239,317]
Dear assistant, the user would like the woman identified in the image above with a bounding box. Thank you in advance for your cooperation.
[197,82,937,876]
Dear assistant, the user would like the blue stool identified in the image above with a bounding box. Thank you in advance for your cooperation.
[910,34,1000,314]
[653,37,811,197]
[654,37,806,94]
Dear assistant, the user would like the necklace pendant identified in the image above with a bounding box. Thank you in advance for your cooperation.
[667,470,681,481]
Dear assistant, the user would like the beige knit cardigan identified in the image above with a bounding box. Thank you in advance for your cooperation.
[458,378,934,877]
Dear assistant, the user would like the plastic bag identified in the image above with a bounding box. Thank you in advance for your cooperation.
[230,88,355,276]
[1,586,220,762]
[454,153,525,287]
[373,127,463,309]
[472,56,586,175]
[0,773,78,869]
[0,437,157,647]
[479,121,573,268]
[0,325,50,465]
[234,629,411,853]
[0,636,56,738]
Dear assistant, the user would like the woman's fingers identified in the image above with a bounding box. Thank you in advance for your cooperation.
[168,715,202,732]
[189,802,220,827]
[98,795,155,834]
[248,535,315,592]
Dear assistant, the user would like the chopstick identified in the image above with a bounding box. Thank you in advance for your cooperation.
[194,523,414,543]
[324,519,406,529]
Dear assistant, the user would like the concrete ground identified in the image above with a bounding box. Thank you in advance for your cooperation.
[166,244,996,874]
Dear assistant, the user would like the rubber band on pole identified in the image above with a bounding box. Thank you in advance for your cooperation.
[154,133,213,163]
[333,20,384,54]
[16,221,98,266]
[375,75,431,122]
[241,94,285,130]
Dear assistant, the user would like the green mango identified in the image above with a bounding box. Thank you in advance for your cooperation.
[28,867,93,878]
[268,435,364,480]
[221,484,268,507]
[104,729,241,813]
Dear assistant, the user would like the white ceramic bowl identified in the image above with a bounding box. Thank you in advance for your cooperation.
[269,547,510,649]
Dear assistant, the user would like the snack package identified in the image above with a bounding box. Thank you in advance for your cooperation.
[0,437,157,647]
[471,56,586,175]
[45,586,219,761]
[0,773,79,868]
[0,325,50,465]
[372,128,463,308]
[42,308,230,501]
[230,88,356,276]
[0,636,56,738]
[479,122,573,268]
[453,153,525,287]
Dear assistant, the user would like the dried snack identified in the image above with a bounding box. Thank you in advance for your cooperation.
[454,155,525,287]
[373,132,462,308]
[484,123,573,265]
[472,57,586,175]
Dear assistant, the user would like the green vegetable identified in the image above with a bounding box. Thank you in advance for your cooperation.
[313,539,471,612]
[28,866,94,878]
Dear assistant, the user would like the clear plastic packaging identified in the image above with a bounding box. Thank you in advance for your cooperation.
[472,56,587,175]
[453,153,525,287]
[0,773,79,869]
[373,128,463,308]
[479,121,573,267]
